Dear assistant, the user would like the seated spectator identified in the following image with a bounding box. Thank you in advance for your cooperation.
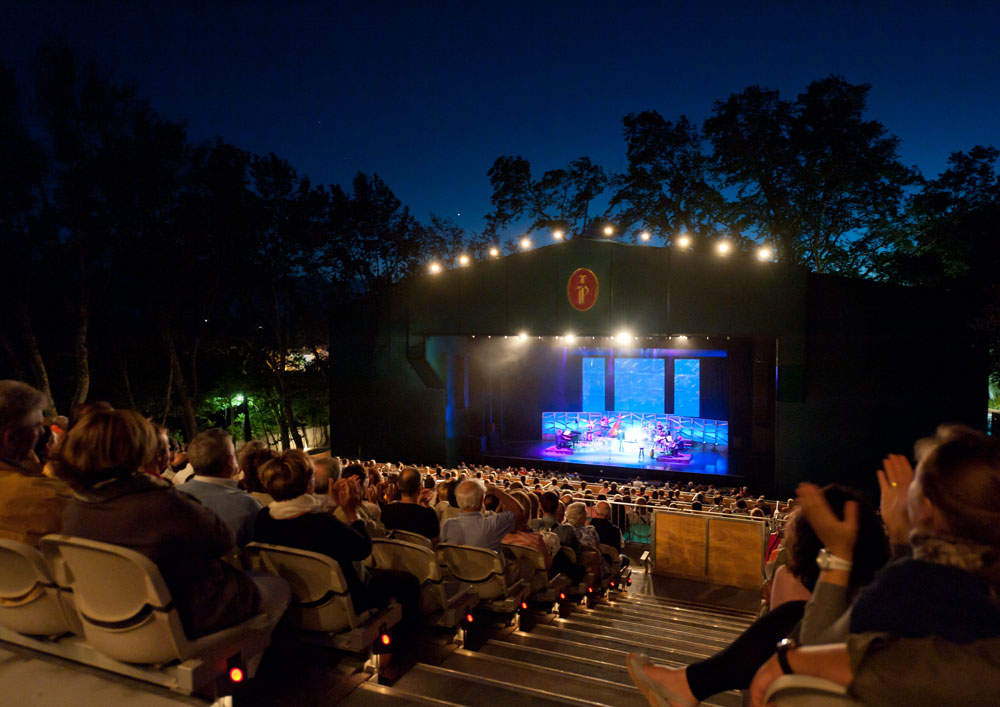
[440,479,523,556]
[564,501,605,578]
[236,439,277,505]
[381,466,439,542]
[435,479,461,523]
[56,409,289,638]
[253,451,419,673]
[503,490,552,573]
[337,462,383,533]
[312,456,342,494]
[564,501,600,551]
[591,501,629,567]
[0,380,72,545]
[178,428,262,546]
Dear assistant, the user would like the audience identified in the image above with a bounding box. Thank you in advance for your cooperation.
[0,380,72,545]
[440,479,523,556]
[252,450,419,676]
[381,466,440,542]
[178,428,262,546]
[55,409,289,638]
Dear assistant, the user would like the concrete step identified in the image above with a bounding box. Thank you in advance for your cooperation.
[562,613,742,648]
[441,649,648,706]
[341,679,466,706]
[621,593,758,620]
[592,602,754,633]
[549,616,736,654]
[391,663,607,706]
[479,637,744,707]
[525,623,717,662]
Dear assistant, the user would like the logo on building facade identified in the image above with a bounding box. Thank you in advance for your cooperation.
[568,268,599,311]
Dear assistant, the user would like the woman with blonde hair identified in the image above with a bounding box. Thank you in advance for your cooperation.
[57,409,289,638]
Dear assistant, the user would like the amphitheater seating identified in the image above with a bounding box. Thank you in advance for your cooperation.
[765,675,861,706]
[369,538,478,627]
[0,539,79,638]
[11,534,276,697]
[435,543,530,613]
[244,542,401,653]
[501,543,572,605]
[388,528,434,549]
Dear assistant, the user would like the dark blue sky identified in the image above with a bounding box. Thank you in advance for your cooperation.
[5,1,998,235]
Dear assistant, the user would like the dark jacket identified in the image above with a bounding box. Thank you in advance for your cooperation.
[61,473,260,638]
[253,507,372,611]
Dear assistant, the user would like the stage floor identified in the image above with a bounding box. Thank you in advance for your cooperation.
[486,439,731,476]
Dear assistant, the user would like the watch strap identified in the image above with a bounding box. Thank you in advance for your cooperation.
[776,639,795,674]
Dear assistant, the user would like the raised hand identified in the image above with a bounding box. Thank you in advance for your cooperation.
[877,453,914,545]
[796,483,858,560]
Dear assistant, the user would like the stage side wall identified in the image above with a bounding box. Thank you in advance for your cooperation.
[773,275,985,497]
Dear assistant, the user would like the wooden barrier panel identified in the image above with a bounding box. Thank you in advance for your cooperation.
[652,510,766,589]
[707,516,766,589]
[653,512,707,580]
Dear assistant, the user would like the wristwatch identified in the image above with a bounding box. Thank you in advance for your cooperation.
[816,548,853,571]
[775,638,796,674]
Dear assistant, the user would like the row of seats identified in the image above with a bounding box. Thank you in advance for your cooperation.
[0,530,632,698]
[0,536,273,697]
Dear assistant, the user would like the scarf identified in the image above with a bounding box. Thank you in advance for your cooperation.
[910,532,997,573]
[267,493,333,519]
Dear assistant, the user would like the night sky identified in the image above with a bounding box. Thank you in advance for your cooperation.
[5,1,999,235]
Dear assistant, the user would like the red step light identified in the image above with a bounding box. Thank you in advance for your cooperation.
[520,601,528,610]
[610,581,616,587]
[381,634,391,646]
[229,667,244,683]
[559,593,566,600]
[627,578,632,586]
[465,613,474,623]
[587,587,593,593]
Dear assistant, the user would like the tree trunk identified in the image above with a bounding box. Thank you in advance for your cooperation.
[161,356,173,426]
[121,354,136,410]
[71,299,90,407]
[15,302,54,410]
[242,393,252,442]
[164,327,198,441]
[270,389,290,450]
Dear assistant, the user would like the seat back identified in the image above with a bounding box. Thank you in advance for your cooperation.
[502,543,548,594]
[39,535,187,663]
[389,529,434,549]
[435,544,506,600]
[0,539,77,637]
[371,539,442,613]
[244,542,360,633]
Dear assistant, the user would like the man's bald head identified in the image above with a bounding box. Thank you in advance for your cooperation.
[594,501,612,519]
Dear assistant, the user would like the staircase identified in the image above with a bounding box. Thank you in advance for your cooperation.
[341,585,757,706]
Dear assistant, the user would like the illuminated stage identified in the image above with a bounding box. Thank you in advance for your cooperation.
[465,341,737,482]
[487,438,730,477]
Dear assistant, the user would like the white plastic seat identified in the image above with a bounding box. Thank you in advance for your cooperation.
[244,542,401,652]
[370,538,477,626]
[763,675,862,707]
[38,534,273,696]
[599,543,631,591]
[389,529,434,549]
[435,543,530,613]
[0,539,78,637]
[502,543,572,603]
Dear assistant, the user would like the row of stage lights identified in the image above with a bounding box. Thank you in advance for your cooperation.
[469,332,715,344]
[427,228,774,275]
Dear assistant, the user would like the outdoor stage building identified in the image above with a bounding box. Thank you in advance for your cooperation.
[329,238,983,496]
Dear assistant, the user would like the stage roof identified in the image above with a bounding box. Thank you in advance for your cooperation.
[403,238,809,339]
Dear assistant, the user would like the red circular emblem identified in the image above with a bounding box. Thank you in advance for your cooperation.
[567,268,599,311]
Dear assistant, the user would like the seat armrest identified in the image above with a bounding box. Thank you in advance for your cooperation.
[764,675,859,707]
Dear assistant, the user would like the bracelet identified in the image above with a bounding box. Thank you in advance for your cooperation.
[776,638,796,674]
[816,548,853,572]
